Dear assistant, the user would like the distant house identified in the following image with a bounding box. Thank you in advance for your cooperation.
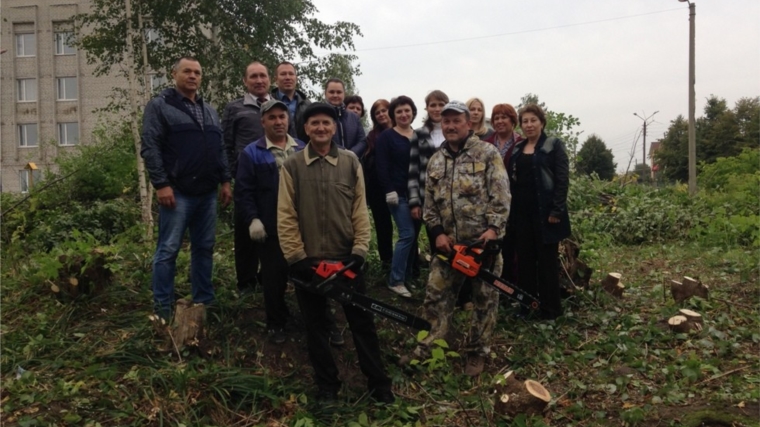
[648,141,662,180]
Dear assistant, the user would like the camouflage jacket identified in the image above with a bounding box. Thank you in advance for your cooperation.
[423,135,511,243]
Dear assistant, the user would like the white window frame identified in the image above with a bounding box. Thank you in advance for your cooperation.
[17,79,37,102]
[145,28,162,44]
[58,122,80,146]
[150,73,168,91]
[56,77,78,101]
[19,170,42,194]
[16,33,36,57]
[54,31,76,55]
[18,123,39,148]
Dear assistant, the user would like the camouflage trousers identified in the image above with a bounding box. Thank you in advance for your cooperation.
[413,255,501,358]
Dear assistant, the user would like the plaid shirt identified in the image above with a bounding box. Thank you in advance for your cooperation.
[407,128,437,209]
[182,97,205,128]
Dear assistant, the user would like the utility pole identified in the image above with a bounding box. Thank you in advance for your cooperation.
[633,111,658,167]
[687,1,697,195]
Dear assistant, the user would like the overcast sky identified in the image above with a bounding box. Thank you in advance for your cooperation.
[310,0,760,172]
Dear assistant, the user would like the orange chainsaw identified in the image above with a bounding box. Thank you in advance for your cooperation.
[437,240,540,311]
[290,260,431,331]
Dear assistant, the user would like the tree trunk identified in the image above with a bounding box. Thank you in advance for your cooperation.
[601,272,624,298]
[125,0,153,240]
[670,276,709,304]
[494,371,552,417]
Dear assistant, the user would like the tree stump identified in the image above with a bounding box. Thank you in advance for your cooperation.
[668,309,703,333]
[171,299,206,349]
[670,276,709,303]
[601,273,624,298]
[494,371,552,417]
[559,240,594,296]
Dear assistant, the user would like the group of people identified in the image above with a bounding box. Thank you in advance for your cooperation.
[140,56,572,404]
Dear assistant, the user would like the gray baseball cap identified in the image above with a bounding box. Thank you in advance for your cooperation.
[260,99,288,114]
[441,100,468,115]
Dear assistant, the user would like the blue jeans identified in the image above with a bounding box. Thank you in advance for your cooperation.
[388,197,416,285]
[152,189,217,315]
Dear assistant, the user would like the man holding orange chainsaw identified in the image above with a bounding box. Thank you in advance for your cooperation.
[406,100,511,377]
[277,102,393,404]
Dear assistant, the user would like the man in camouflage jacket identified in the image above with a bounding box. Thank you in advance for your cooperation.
[409,101,511,377]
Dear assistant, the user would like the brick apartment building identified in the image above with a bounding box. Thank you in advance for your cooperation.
[0,0,134,193]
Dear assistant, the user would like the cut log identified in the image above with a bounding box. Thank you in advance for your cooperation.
[668,314,703,333]
[678,309,704,325]
[601,273,624,298]
[670,276,709,304]
[171,299,206,348]
[494,374,552,417]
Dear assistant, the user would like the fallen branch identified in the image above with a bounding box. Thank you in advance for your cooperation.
[695,365,750,387]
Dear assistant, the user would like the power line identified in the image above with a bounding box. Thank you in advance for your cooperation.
[352,8,683,53]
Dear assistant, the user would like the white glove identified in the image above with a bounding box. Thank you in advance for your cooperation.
[385,191,399,207]
[249,218,267,242]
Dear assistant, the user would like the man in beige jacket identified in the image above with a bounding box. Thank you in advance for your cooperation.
[277,103,393,405]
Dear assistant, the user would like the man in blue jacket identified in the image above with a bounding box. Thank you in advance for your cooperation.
[234,99,305,344]
[141,56,232,320]
[222,61,271,296]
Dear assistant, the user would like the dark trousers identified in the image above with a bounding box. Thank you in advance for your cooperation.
[367,190,393,264]
[259,236,289,330]
[294,275,391,394]
[516,220,563,317]
[500,232,519,285]
[234,211,259,290]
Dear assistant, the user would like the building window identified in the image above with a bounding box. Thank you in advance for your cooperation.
[18,124,39,147]
[17,79,37,102]
[16,33,36,57]
[58,122,80,146]
[145,28,162,44]
[54,32,76,55]
[19,170,42,194]
[150,74,168,91]
[56,77,78,100]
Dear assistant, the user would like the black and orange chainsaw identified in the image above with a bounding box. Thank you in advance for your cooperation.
[437,240,540,311]
[291,260,431,331]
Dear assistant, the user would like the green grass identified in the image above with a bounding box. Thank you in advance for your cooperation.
[2,234,758,426]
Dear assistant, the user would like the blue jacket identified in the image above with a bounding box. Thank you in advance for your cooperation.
[141,88,231,195]
[330,103,367,158]
[508,132,571,244]
[234,136,306,236]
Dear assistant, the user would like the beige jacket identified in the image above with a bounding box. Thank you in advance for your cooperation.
[277,143,371,264]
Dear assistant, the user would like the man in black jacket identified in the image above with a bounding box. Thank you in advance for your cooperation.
[222,61,271,295]
[270,61,311,142]
[141,56,232,319]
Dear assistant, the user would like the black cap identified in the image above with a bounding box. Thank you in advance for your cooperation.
[302,102,338,123]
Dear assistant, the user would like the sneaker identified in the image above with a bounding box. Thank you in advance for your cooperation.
[329,329,345,346]
[464,354,485,377]
[370,388,395,404]
[268,328,286,344]
[388,282,412,298]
